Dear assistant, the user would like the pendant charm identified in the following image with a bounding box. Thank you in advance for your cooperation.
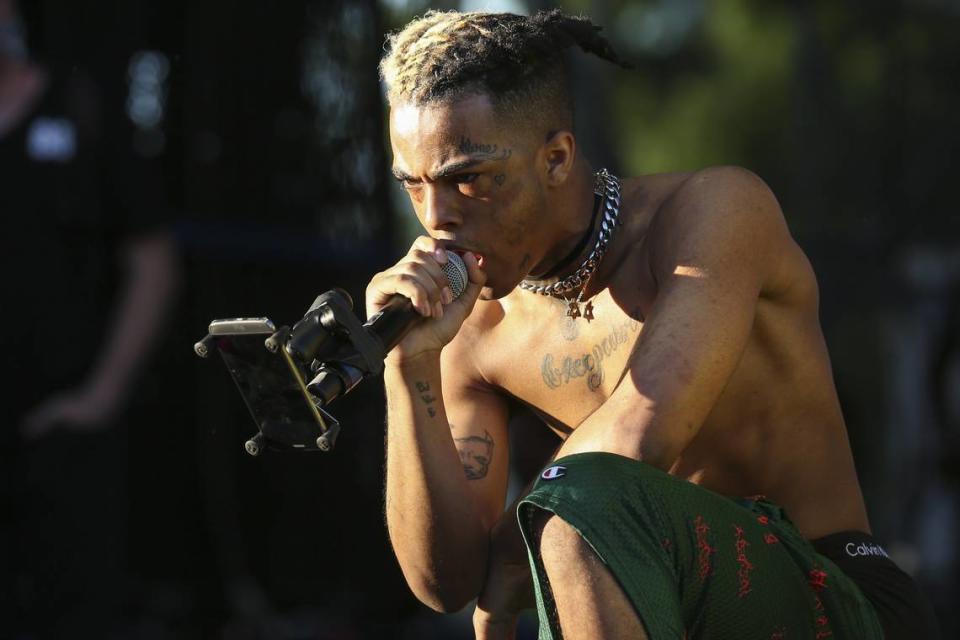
[566,300,581,319]
[583,300,595,322]
[560,314,579,340]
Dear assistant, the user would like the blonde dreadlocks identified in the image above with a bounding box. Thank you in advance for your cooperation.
[380,9,628,129]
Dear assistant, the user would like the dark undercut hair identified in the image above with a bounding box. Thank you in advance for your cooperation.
[379,9,629,133]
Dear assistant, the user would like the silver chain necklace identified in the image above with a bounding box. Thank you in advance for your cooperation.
[519,168,622,321]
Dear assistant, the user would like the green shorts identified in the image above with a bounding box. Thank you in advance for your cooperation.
[517,452,884,639]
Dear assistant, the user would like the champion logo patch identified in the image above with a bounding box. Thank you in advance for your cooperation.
[541,465,566,480]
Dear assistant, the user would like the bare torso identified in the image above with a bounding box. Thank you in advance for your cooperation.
[463,171,869,540]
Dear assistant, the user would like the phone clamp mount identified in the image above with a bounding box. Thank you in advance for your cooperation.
[194,289,386,456]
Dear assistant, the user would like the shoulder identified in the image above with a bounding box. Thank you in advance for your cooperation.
[644,165,794,285]
[659,165,786,240]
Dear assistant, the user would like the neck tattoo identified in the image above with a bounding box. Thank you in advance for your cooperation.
[520,168,623,321]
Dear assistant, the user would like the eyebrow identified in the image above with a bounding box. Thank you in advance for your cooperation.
[392,157,487,182]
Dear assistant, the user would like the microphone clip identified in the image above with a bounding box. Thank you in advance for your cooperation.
[287,288,388,408]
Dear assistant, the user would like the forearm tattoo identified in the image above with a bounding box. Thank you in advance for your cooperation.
[453,429,494,480]
[415,380,437,417]
[541,318,640,391]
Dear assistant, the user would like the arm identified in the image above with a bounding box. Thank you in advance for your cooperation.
[370,238,511,612]
[384,341,510,612]
[557,166,794,464]
[81,231,181,409]
[21,230,180,437]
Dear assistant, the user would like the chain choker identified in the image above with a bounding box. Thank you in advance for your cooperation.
[519,168,622,321]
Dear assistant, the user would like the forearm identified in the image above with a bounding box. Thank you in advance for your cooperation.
[86,232,180,403]
[384,353,489,611]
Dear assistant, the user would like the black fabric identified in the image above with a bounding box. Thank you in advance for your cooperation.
[812,531,940,640]
[1,66,166,381]
[1,64,168,637]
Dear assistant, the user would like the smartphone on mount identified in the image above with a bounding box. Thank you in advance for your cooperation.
[202,317,338,454]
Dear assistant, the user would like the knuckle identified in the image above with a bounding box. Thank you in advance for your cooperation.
[413,235,437,251]
[398,263,423,278]
[409,248,433,263]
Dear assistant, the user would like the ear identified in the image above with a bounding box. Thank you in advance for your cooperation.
[542,130,577,187]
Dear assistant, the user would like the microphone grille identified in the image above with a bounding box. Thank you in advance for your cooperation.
[442,251,468,299]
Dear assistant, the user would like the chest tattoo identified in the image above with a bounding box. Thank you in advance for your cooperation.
[540,318,640,392]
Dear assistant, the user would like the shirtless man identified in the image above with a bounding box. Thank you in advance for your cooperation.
[369,9,936,639]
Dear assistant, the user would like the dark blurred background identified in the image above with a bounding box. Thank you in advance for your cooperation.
[1,0,957,638]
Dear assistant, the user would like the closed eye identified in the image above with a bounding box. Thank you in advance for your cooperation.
[450,173,479,185]
[396,177,421,190]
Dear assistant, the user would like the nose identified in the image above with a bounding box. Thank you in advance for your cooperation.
[422,184,461,232]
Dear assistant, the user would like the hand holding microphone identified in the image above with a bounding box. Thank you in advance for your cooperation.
[365,236,486,364]
[282,236,484,411]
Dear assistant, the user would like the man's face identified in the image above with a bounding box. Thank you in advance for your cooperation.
[389,93,546,299]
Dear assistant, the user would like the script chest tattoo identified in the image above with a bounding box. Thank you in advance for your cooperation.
[540,318,640,391]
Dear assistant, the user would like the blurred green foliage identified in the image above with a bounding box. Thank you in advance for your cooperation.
[380,0,960,244]
[613,0,794,175]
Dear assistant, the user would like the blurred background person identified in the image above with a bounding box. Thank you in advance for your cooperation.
[0,0,179,635]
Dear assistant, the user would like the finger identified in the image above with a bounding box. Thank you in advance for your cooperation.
[380,271,439,317]
[411,235,448,265]
[404,249,453,304]
[395,260,446,309]
[371,250,448,308]
[449,251,486,312]
[462,250,486,286]
[367,267,434,317]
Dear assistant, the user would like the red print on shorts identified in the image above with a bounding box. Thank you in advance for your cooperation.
[810,581,834,637]
[694,516,715,582]
[764,532,780,545]
[757,515,770,525]
[808,568,829,592]
[734,525,754,598]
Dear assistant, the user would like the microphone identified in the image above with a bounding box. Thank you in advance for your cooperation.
[364,250,468,352]
[287,251,468,406]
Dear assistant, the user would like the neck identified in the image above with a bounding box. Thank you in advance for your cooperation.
[527,159,599,282]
